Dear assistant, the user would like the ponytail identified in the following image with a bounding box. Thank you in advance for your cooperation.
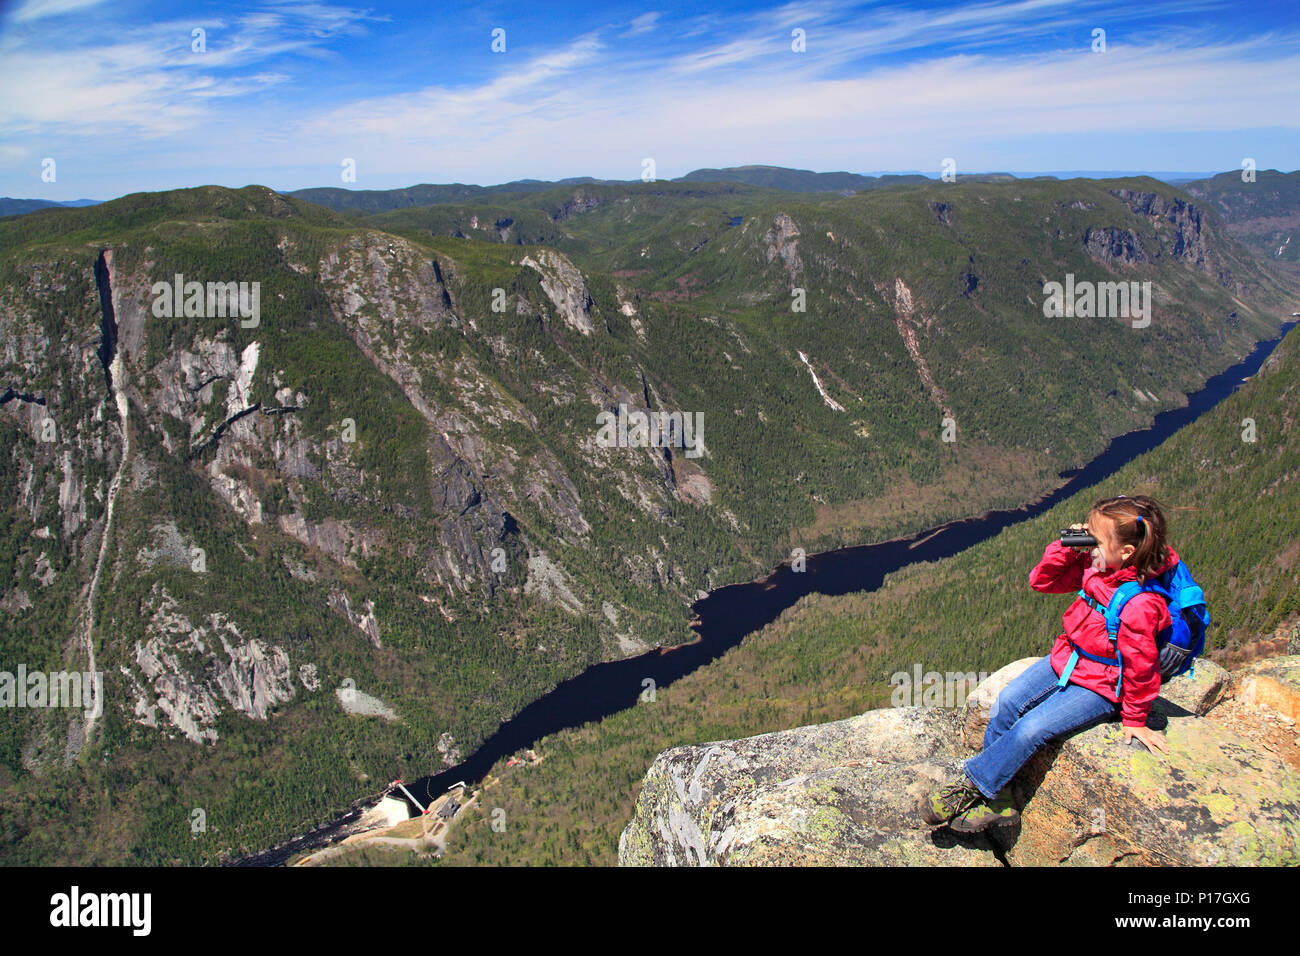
[1089,494,1170,581]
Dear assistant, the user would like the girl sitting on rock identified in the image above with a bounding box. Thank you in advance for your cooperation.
[919,494,1175,834]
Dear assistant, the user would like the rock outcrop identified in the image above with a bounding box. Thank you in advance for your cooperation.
[619,655,1300,866]
[335,683,400,721]
[1104,188,1245,291]
[125,586,297,744]
[519,248,596,335]
[1083,226,1149,265]
[327,589,382,648]
[1234,656,1300,721]
[880,277,950,419]
[763,212,802,282]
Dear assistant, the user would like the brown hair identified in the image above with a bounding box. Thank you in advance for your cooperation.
[1089,494,1170,581]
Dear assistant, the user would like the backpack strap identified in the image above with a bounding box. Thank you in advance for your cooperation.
[1057,638,1124,693]
[1102,581,1158,640]
[1078,589,1106,616]
[1066,581,1163,694]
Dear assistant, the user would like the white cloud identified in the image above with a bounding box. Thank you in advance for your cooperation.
[1,0,1296,194]
[8,0,107,24]
[622,12,660,37]
[298,31,607,141]
[0,5,377,137]
[0,46,204,136]
[281,19,1300,176]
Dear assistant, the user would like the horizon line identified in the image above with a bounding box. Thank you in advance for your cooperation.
[9,166,1298,205]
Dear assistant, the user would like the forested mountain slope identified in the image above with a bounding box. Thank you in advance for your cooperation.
[0,175,1292,863]
[443,320,1300,867]
[1183,170,1300,270]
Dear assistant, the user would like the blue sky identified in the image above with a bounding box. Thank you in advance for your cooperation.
[0,0,1296,200]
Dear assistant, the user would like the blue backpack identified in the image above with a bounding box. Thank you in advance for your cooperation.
[1059,559,1211,694]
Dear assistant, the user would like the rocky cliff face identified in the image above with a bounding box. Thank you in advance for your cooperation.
[1104,189,1241,291]
[1084,226,1150,265]
[619,655,1300,866]
[519,247,596,335]
[0,195,725,778]
[2,181,1292,862]
[122,585,296,744]
[763,212,802,283]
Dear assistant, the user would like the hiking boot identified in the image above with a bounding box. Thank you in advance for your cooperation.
[919,775,984,826]
[949,789,1020,833]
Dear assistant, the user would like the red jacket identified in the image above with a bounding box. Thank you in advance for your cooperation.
[1029,539,1178,727]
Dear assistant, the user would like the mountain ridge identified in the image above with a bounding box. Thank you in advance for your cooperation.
[1,175,1294,863]
[438,317,1300,866]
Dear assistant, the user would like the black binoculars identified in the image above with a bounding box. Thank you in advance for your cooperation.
[1060,528,1098,548]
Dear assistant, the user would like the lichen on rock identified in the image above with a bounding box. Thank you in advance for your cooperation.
[620,656,1300,866]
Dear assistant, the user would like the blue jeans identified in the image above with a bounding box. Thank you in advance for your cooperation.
[962,655,1119,799]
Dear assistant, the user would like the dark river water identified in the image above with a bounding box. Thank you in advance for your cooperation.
[231,320,1296,866]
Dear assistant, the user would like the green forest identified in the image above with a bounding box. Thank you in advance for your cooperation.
[440,320,1300,867]
[0,176,1294,864]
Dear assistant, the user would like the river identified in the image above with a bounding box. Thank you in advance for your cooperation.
[231,319,1297,866]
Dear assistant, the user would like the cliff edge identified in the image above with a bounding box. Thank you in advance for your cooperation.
[618,653,1300,866]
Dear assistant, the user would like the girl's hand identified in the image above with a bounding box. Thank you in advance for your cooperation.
[1123,724,1169,755]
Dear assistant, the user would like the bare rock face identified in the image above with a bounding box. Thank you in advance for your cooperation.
[151,338,240,434]
[137,520,196,570]
[1233,656,1300,721]
[276,513,383,568]
[1153,659,1231,715]
[1084,226,1149,264]
[763,212,802,282]
[425,441,525,600]
[335,683,399,721]
[1,588,33,613]
[317,232,458,333]
[552,189,605,221]
[519,248,595,335]
[126,587,297,744]
[520,451,590,541]
[213,631,295,726]
[881,277,948,416]
[1002,656,1288,867]
[327,590,382,648]
[621,656,1300,866]
[437,731,462,766]
[1004,698,1297,866]
[619,707,1003,866]
[1107,189,1219,282]
[524,552,583,614]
